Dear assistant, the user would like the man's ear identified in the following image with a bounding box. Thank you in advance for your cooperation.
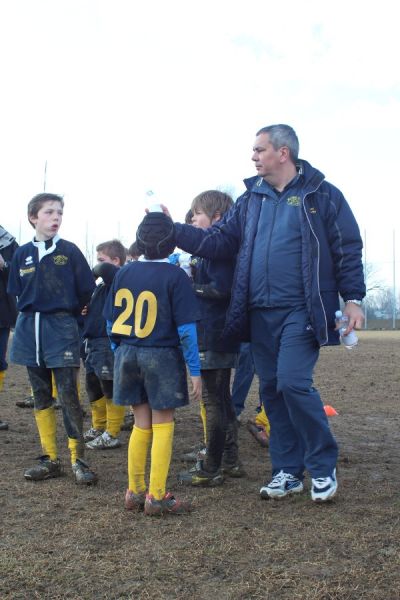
[212,211,221,224]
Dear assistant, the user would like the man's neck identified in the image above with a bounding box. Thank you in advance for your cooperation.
[264,164,297,192]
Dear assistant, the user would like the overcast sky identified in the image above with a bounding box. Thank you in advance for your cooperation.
[1,0,399,286]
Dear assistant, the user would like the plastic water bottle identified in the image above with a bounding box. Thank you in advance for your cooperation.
[145,190,163,213]
[335,310,358,349]
[178,252,192,278]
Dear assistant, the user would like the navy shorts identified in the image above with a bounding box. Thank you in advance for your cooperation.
[10,312,81,368]
[85,338,114,380]
[113,344,189,410]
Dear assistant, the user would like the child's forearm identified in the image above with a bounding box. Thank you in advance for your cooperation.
[177,322,200,376]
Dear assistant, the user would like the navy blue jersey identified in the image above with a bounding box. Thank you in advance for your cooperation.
[104,260,198,347]
[83,262,119,339]
[82,283,109,339]
[7,237,95,315]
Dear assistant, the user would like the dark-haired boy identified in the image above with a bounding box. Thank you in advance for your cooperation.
[7,193,97,485]
[83,239,127,449]
[104,211,201,516]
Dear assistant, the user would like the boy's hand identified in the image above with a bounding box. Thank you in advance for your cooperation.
[161,204,172,218]
[190,375,202,402]
[81,305,88,316]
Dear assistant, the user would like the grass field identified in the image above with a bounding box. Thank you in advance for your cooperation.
[0,331,399,599]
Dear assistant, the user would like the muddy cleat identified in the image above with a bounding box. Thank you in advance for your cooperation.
[178,460,224,487]
[180,442,207,462]
[16,395,34,408]
[125,489,146,511]
[121,412,135,431]
[221,463,246,478]
[83,427,104,442]
[247,420,269,448]
[0,419,9,430]
[144,492,192,516]
[311,469,338,502]
[86,431,121,450]
[24,455,63,481]
[72,459,98,485]
[260,470,304,499]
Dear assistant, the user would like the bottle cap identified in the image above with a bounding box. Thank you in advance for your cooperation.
[148,204,163,213]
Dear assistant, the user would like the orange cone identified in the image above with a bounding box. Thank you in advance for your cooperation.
[324,405,338,417]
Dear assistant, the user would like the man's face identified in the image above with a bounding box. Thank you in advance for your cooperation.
[252,133,283,179]
[30,200,63,241]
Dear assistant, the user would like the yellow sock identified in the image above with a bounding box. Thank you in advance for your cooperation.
[34,407,57,460]
[149,421,174,500]
[128,426,152,494]
[51,371,57,399]
[200,401,207,444]
[68,437,80,464]
[255,405,271,436]
[91,397,107,430]
[106,399,125,437]
[0,370,5,393]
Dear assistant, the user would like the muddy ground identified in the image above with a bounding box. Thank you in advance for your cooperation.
[0,331,399,600]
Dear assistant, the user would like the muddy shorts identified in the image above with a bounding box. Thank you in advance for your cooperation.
[10,312,81,368]
[113,344,189,410]
[85,338,114,380]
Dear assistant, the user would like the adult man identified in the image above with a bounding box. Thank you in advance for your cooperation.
[171,124,365,503]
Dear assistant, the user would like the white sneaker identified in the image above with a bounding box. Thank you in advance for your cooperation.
[260,470,304,499]
[311,468,338,502]
[86,431,121,450]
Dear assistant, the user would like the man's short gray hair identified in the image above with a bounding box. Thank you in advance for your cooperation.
[256,124,299,162]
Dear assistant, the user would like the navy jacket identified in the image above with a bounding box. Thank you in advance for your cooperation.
[175,160,365,346]
[82,263,119,339]
[191,254,239,353]
[8,237,95,316]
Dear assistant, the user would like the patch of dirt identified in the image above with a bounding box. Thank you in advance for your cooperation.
[0,331,399,599]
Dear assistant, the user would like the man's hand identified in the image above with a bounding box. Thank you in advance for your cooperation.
[0,254,5,270]
[190,375,202,402]
[343,303,364,333]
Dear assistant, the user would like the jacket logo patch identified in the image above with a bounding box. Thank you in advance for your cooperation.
[25,256,33,265]
[309,207,317,214]
[53,255,68,265]
[20,266,36,276]
[287,196,301,206]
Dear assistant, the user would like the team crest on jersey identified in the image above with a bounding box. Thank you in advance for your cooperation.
[309,207,317,214]
[20,266,35,277]
[287,195,301,206]
[25,255,33,265]
[53,255,68,266]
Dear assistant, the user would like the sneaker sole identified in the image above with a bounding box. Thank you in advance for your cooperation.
[260,485,304,500]
[312,486,338,503]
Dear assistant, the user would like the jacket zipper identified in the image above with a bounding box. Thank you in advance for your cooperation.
[301,189,328,345]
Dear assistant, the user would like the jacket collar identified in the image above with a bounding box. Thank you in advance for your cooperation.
[243,159,325,196]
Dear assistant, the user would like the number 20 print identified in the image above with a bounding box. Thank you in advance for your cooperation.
[111,289,157,338]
